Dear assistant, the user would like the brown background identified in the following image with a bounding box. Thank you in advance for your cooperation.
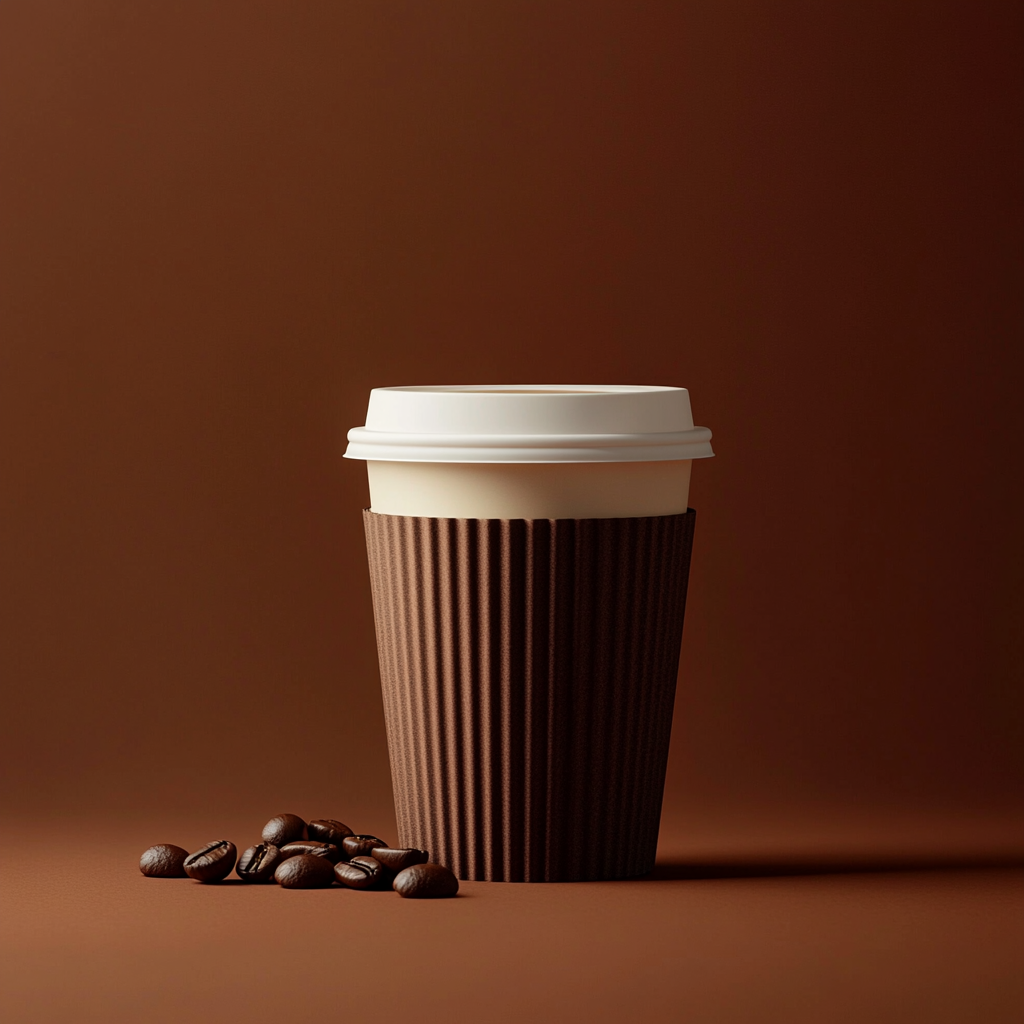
[1,2,1022,1022]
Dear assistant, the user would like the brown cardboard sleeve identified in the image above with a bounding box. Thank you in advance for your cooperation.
[363,509,696,881]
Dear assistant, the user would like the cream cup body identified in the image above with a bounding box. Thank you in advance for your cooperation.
[366,459,691,519]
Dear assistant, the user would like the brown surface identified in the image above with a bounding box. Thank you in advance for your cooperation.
[365,511,694,881]
[2,818,1023,1024]
[0,0,1022,1020]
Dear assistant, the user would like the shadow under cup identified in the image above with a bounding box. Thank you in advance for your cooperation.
[347,385,712,881]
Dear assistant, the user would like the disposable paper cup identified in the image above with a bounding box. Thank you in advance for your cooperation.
[346,385,713,880]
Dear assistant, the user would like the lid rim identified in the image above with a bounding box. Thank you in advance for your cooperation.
[348,427,712,445]
[348,383,713,462]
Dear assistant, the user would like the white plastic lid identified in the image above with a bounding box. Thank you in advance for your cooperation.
[344,385,714,463]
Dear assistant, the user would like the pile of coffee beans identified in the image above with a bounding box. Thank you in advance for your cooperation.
[139,813,459,899]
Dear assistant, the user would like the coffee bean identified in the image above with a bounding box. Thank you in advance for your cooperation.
[307,819,354,845]
[139,844,189,878]
[261,813,306,846]
[236,843,283,883]
[334,856,387,890]
[279,841,341,863]
[371,847,429,872]
[183,841,237,882]
[341,834,388,860]
[274,853,335,889]
[393,863,459,899]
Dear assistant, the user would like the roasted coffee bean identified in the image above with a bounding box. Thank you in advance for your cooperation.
[307,819,354,845]
[334,856,387,890]
[274,853,335,889]
[371,847,429,872]
[236,843,283,883]
[393,863,459,899]
[183,841,237,882]
[341,834,388,860]
[279,841,341,863]
[261,813,306,846]
[139,844,189,878]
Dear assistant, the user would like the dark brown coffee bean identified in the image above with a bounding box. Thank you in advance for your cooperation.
[393,863,459,899]
[261,813,306,846]
[274,853,335,889]
[183,841,237,882]
[236,843,283,883]
[139,844,189,878]
[307,819,354,845]
[334,856,387,890]
[279,841,341,863]
[371,847,429,872]
[341,834,388,860]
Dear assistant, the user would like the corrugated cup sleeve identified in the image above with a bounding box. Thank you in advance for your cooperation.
[363,510,696,882]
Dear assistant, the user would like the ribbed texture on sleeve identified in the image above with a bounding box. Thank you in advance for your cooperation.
[363,510,695,882]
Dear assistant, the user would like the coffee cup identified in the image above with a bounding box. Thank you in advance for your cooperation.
[346,384,712,881]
